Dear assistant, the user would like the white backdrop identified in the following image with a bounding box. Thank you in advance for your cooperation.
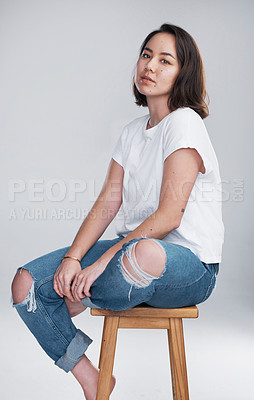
[1,0,254,399]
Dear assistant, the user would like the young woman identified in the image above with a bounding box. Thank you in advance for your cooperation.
[11,23,224,399]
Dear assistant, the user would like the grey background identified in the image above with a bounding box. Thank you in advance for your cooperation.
[1,0,253,399]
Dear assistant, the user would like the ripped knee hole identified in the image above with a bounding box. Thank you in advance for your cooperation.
[120,239,166,288]
[11,268,37,312]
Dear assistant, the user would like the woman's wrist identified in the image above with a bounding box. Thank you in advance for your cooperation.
[62,255,81,264]
[65,244,84,261]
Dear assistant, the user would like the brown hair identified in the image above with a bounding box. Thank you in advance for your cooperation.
[133,23,209,119]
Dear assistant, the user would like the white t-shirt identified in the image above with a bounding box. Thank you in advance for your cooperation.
[112,107,224,263]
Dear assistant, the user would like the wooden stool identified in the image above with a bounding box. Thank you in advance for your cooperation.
[91,304,199,399]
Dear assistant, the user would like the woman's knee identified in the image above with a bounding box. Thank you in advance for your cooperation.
[120,239,166,286]
[11,268,34,304]
[135,239,166,276]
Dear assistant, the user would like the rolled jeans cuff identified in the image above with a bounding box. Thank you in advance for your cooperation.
[55,329,93,372]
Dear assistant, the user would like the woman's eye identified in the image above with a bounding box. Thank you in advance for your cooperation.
[161,59,170,65]
[141,53,150,59]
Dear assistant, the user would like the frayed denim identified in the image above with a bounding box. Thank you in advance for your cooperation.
[12,235,219,372]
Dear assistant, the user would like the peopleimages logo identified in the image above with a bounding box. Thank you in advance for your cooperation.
[8,178,244,221]
[8,179,95,202]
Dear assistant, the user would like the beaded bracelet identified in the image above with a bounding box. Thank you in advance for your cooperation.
[62,255,81,263]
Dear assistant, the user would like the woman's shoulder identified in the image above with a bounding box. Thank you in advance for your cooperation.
[165,107,206,134]
[124,113,149,131]
[162,107,209,147]
[169,107,203,123]
[116,114,149,146]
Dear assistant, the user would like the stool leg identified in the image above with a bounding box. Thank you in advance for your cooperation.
[96,316,119,400]
[167,327,177,400]
[167,318,189,400]
[98,321,106,370]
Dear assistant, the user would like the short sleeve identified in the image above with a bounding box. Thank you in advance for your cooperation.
[112,127,126,167]
[163,108,213,175]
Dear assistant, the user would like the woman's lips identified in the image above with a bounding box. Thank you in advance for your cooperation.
[141,76,155,84]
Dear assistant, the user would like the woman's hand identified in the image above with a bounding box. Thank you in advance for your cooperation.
[71,261,107,302]
[53,259,81,302]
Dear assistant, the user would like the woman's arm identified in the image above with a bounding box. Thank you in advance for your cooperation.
[72,147,203,300]
[65,158,124,260]
[53,158,124,300]
[91,147,203,261]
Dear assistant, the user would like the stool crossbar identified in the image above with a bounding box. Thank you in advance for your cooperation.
[90,305,198,399]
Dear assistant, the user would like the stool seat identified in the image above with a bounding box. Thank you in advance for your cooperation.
[91,304,198,317]
[91,305,199,399]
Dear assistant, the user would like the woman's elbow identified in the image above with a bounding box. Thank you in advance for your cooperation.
[165,219,181,233]
[157,209,182,235]
[173,218,181,230]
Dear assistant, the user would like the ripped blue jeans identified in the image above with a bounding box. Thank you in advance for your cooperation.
[12,235,219,373]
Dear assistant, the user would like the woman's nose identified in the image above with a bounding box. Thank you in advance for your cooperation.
[145,59,156,72]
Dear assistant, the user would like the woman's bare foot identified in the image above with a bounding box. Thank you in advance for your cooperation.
[71,354,116,400]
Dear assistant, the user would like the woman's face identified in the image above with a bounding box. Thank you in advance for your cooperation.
[135,33,180,101]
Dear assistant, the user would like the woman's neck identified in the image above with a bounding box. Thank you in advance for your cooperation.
[146,96,171,128]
